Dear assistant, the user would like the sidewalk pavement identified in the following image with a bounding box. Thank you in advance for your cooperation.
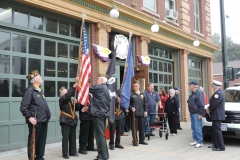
[1,122,240,160]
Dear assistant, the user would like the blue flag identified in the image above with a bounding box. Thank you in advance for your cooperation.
[120,39,134,110]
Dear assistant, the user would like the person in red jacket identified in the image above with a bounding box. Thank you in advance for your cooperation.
[158,88,169,130]
[200,86,208,105]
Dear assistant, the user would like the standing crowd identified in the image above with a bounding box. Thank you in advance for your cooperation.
[20,70,226,160]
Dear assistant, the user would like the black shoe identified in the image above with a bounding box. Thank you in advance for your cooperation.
[212,148,225,151]
[177,127,182,130]
[150,133,155,136]
[94,159,102,160]
[133,143,138,146]
[208,145,216,149]
[145,133,149,137]
[115,144,124,149]
[109,145,114,150]
[69,153,79,157]
[87,148,97,151]
[63,155,69,159]
[139,141,148,145]
[79,150,87,154]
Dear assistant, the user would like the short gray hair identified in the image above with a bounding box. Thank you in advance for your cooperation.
[169,89,175,95]
[101,77,108,83]
[30,77,36,84]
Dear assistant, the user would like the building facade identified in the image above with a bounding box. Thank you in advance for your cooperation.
[0,0,218,151]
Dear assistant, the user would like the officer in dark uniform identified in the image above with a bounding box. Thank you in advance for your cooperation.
[78,96,96,154]
[109,95,125,150]
[174,87,182,130]
[20,70,51,160]
[129,79,148,146]
[59,84,79,159]
[206,80,225,151]
[89,73,111,160]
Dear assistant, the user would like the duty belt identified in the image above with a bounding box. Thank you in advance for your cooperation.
[58,102,76,119]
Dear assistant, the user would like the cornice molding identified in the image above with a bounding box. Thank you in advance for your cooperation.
[97,22,111,32]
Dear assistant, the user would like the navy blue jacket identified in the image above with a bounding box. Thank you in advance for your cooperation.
[129,91,148,117]
[89,83,111,118]
[208,89,225,120]
[165,96,179,116]
[187,88,204,115]
[20,84,51,124]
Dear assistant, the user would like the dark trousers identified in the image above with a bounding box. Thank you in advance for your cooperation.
[109,119,122,146]
[168,115,177,134]
[121,116,125,134]
[93,117,109,160]
[131,116,145,143]
[61,123,77,156]
[177,113,181,128]
[27,123,48,160]
[212,120,225,149]
[79,120,94,151]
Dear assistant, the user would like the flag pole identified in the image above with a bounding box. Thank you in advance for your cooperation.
[74,13,86,112]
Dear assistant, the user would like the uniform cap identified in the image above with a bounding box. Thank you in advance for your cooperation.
[133,79,139,85]
[59,86,67,93]
[188,80,198,86]
[212,80,222,86]
[174,87,180,90]
[26,70,39,80]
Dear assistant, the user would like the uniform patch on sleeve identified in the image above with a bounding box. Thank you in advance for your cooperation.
[141,94,144,98]
[214,94,219,98]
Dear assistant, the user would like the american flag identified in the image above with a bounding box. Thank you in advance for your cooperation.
[77,23,92,106]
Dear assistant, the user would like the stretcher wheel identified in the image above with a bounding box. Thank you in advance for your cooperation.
[165,133,168,140]
[159,130,162,137]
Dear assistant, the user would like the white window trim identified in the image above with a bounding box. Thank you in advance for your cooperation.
[142,7,160,18]
[165,0,176,10]
[193,0,200,32]
[143,0,157,12]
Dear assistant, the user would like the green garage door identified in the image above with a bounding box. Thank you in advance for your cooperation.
[0,1,84,151]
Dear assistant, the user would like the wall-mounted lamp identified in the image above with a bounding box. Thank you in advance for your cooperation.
[110,4,119,19]
[193,37,200,47]
[151,19,159,32]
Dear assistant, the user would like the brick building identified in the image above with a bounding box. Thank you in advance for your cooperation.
[0,0,218,151]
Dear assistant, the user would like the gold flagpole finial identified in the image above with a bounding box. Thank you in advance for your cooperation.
[129,32,132,37]
[81,13,86,20]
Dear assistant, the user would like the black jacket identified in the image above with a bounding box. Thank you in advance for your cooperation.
[165,96,179,116]
[20,84,51,124]
[129,91,148,117]
[208,89,225,120]
[115,97,125,120]
[59,87,79,126]
[187,88,204,115]
[89,83,111,118]
[78,102,93,121]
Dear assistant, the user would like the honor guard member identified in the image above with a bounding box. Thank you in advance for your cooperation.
[78,95,96,154]
[174,87,182,130]
[206,80,225,151]
[59,83,80,159]
[129,79,148,146]
[20,70,51,160]
[109,94,125,150]
[89,73,111,160]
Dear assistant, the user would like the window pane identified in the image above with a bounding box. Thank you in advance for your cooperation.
[46,18,57,33]
[12,34,26,53]
[29,37,41,55]
[0,78,9,97]
[12,79,25,97]
[154,86,158,92]
[143,0,156,11]
[30,13,43,30]
[44,60,55,77]
[168,63,172,73]
[58,43,68,58]
[164,63,167,72]
[158,61,163,71]
[154,47,158,56]
[58,81,67,96]
[29,58,41,74]
[12,56,26,75]
[198,62,201,69]
[59,21,69,36]
[168,75,172,84]
[44,81,55,97]
[58,62,68,77]
[0,5,12,23]
[14,9,28,27]
[188,69,191,77]
[70,63,77,78]
[149,73,152,83]
[71,24,80,38]
[45,40,56,57]
[169,52,173,59]
[0,31,10,51]
[0,54,10,73]
[149,60,153,69]
[154,73,158,83]
[148,47,153,55]
[165,0,170,9]
[70,45,78,60]
[165,50,168,58]
[153,60,157,71]
[159,74,163,84]
[164,74,168,84]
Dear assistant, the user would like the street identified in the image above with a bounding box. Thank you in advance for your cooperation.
[1,122,240,160]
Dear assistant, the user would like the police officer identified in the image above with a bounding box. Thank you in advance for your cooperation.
[109,96,125,150]
[59,84,79,159]
[20,70,51,160]
[89,73,111,160]
[129,79,148,146]
[206,80,225,151]
[187,80,204,148]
